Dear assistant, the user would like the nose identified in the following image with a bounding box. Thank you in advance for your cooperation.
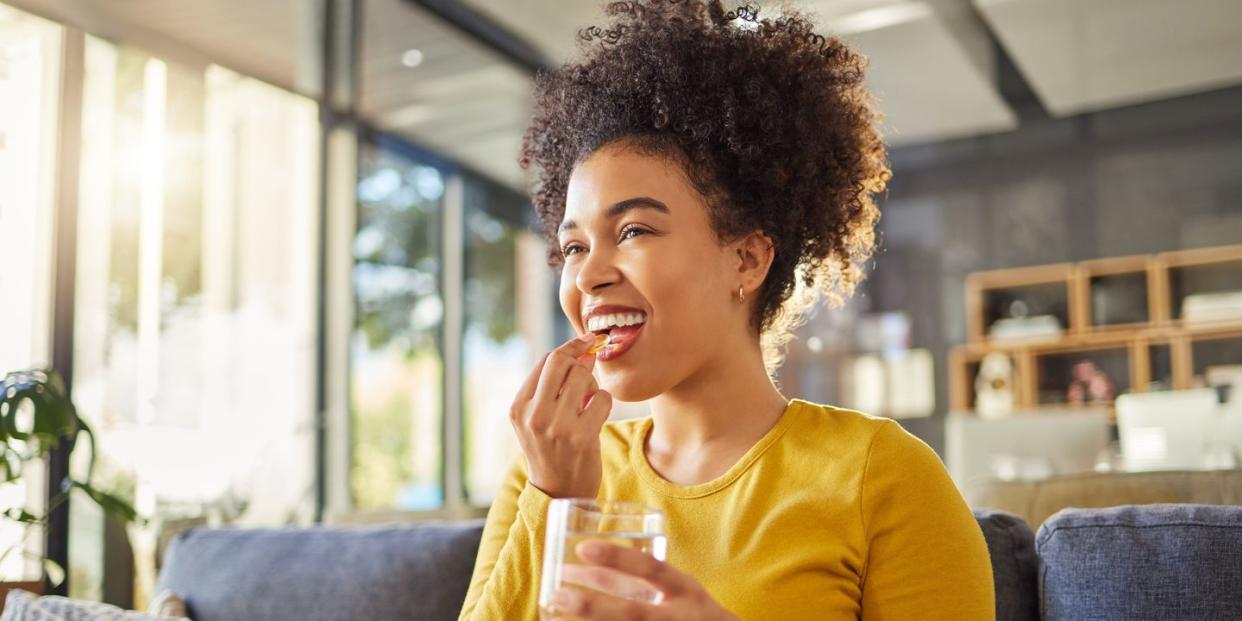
[574,244,621,294]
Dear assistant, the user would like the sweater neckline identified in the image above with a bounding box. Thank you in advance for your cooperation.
[629,399,806,499]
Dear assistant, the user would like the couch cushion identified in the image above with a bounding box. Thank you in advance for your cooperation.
[0,589,188,621]
[157,521,485,621]
[973,509,1039,621]
[1036,504,1242,620]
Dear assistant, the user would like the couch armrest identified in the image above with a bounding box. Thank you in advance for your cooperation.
[974,508,1039,621]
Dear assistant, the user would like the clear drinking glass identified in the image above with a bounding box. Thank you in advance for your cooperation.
[538,499,668,620]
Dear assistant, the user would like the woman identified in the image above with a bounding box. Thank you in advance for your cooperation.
[459,1,994,619]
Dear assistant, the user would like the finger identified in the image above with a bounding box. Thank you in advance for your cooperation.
[580,388,596,413]
[577,541,692,598]
[534,335,597,403]
[556,364,597,414]
[580,389,613,427]
[561,563,658,600]
[533,351,584,412]
[515,353,550,404]
[577,347,598,373]
[553,586,660,621]
[557,332,597,357]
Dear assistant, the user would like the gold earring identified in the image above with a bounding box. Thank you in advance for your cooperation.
[738,285,745,303]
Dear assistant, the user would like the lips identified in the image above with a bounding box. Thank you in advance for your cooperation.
[581,304,647,363]
[596,322,644,362]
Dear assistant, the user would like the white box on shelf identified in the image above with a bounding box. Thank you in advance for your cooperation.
[1183,291,1242,323]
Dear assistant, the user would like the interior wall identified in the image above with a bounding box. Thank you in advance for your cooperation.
[866,84,1242,455]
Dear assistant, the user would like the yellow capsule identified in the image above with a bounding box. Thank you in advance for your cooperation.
[588,333,610,354]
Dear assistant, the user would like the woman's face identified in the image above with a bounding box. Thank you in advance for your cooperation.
[558,143,745,402]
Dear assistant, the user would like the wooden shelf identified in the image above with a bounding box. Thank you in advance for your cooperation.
[953,243,1242,416]
[1162,247,1242,323]
[1076,254,1158,329]
[966,263,1076,343]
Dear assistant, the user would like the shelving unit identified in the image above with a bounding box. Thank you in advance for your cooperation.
[950,243,1242,417]
[1075,254,1163,331]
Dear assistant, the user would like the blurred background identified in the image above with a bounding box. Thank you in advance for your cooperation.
[1,0,1239,609]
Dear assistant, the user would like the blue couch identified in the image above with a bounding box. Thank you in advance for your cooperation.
[159,504,1242,621]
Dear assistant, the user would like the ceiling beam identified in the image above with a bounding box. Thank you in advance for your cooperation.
[404,0,548,74]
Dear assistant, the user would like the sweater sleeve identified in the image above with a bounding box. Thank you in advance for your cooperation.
[858,420,995,620]
[458,456,552,621]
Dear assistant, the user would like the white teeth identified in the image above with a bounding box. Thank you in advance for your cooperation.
[586,312,647,332]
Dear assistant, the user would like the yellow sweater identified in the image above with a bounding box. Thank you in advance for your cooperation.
[459,399,995,620]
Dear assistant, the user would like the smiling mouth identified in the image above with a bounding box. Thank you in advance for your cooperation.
[586,311,647,335]
[584,311,647,361]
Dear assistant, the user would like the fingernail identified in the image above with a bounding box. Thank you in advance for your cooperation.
[578,333,595,342]
[577,541,602,561]
[554,588,576,608]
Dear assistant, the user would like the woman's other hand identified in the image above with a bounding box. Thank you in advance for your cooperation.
[552,541,740,621]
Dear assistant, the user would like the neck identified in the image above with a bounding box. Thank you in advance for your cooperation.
[646,332,789,454]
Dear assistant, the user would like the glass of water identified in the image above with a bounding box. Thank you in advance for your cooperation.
[538,499,668,621]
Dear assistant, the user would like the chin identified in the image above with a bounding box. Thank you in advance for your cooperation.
[597,366,671,403]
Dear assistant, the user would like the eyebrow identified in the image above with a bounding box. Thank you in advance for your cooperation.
[558,197,670,234]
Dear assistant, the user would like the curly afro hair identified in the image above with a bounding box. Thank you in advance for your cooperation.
[519,0,890,370]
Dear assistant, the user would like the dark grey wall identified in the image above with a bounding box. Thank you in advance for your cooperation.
[865,85,1242,455]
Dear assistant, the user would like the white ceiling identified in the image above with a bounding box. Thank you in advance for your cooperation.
[458,0,1018,177]
[358,0,533,188]
[6,0,1241,190]
[4,0,319,96]
[817,1,1018,145]
[456,0,599,63]
[976,0,1242,117]
[3,0,536,187]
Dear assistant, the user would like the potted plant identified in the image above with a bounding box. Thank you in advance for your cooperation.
[0,369,139,602]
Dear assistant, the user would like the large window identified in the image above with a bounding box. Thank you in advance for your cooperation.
[350,141,447,511]
[69,36,320,603]
[0,5,59,373]
[0,4,62,584]
[352,0,553,516]
[461,178,551,505]
[0,0,559,605]
[349,147,556,512]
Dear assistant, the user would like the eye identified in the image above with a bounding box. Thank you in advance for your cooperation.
[561,242,586,258]
[619,224,651,242]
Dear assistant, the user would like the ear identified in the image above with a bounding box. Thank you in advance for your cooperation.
[733,230,775,296]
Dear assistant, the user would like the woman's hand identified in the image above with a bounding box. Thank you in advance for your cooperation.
[511,333,613,500]
[552,541,740,621]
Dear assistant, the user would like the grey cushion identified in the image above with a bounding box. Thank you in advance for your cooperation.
[157,521,485,621]
[1036,504,1242,621]
[0,589,188,620]
[973,509,1039,621]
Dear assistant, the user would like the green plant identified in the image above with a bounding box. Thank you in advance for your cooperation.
[0,369,140,585]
